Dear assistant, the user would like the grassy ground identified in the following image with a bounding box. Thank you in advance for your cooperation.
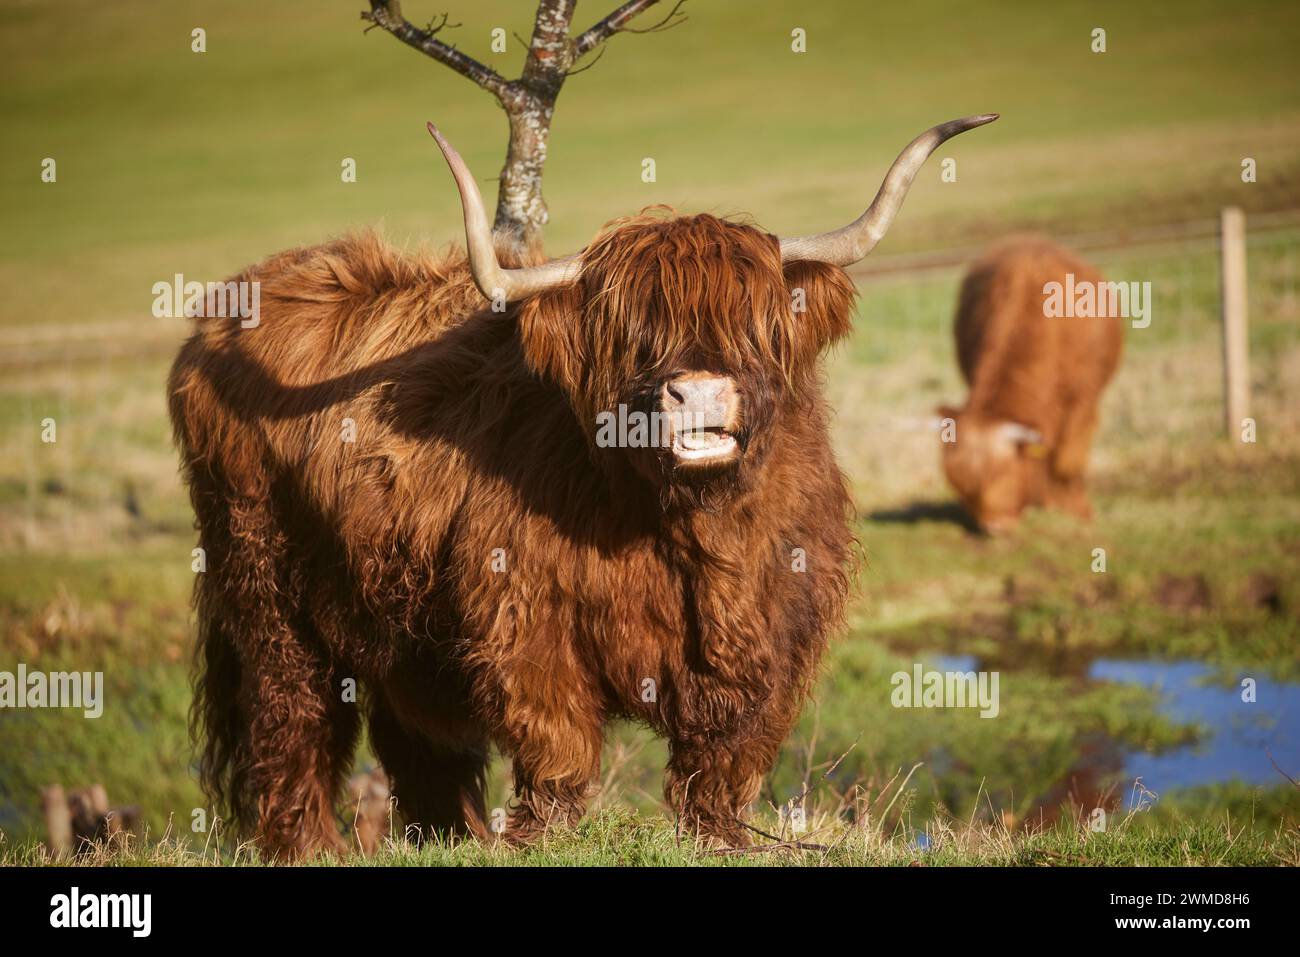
[1,0,1298,864]
[5,804,1297,867]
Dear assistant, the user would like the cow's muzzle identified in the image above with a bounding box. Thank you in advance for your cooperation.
[660,373,741,466]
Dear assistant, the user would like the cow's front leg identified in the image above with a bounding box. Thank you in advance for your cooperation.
[1048,401,1099,521]
[664,694,796,848]
[503,719,602,844]
[491,660,604,845]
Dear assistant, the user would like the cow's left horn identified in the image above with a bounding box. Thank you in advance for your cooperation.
[427,123,581,303]
[779,114,999,267]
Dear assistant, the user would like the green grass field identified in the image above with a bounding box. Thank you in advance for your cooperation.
[6,805,1297,867]
[1,0,1298,865]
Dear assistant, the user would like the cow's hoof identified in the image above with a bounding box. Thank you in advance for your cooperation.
[686,821,751,852]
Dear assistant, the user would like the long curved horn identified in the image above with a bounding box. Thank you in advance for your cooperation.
[427,123,580,302]
[779,114,999,266]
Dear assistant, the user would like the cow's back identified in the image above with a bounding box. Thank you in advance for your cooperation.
[167,231,489,499]
[954,237,1122,430]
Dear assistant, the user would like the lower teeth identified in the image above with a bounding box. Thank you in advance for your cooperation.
[680,432,727,450]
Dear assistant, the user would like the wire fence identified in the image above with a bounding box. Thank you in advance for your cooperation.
[3,213,1299,534]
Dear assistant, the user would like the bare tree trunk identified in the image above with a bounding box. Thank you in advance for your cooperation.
[363,0,686,251]
[495,0,574,246]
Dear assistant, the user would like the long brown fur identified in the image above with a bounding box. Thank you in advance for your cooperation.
[939,237,1123,532]
[168,212,859,857]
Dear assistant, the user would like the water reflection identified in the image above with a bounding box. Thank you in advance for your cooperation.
[927,651,1299,812]
[1090,659,1300,804]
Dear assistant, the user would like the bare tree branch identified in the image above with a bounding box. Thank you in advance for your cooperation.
[613,0,687,35]
[573,0,685,59]
[361,1,512,101]
[361,0,689,248]
[565,45,607,77]
[421,13,459,34]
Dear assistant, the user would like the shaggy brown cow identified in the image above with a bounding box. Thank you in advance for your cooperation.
[168,114,996,858]
[938,238,1123,533]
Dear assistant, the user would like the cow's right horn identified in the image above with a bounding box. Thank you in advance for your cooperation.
[428,123,580,303]
[779,114,999,267]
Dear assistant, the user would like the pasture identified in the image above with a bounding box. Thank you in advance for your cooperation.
[1,0,1298,864]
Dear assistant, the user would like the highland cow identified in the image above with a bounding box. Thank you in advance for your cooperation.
[168,115,996,858]
[938,238,1123,533]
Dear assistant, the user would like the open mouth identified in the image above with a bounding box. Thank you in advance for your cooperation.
[671,426,738,463]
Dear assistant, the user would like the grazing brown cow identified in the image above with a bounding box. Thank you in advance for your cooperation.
[938,238,1123,533]
[168,115,996,858]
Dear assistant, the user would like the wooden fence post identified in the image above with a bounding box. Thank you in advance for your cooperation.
[1220,207,1250,439]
